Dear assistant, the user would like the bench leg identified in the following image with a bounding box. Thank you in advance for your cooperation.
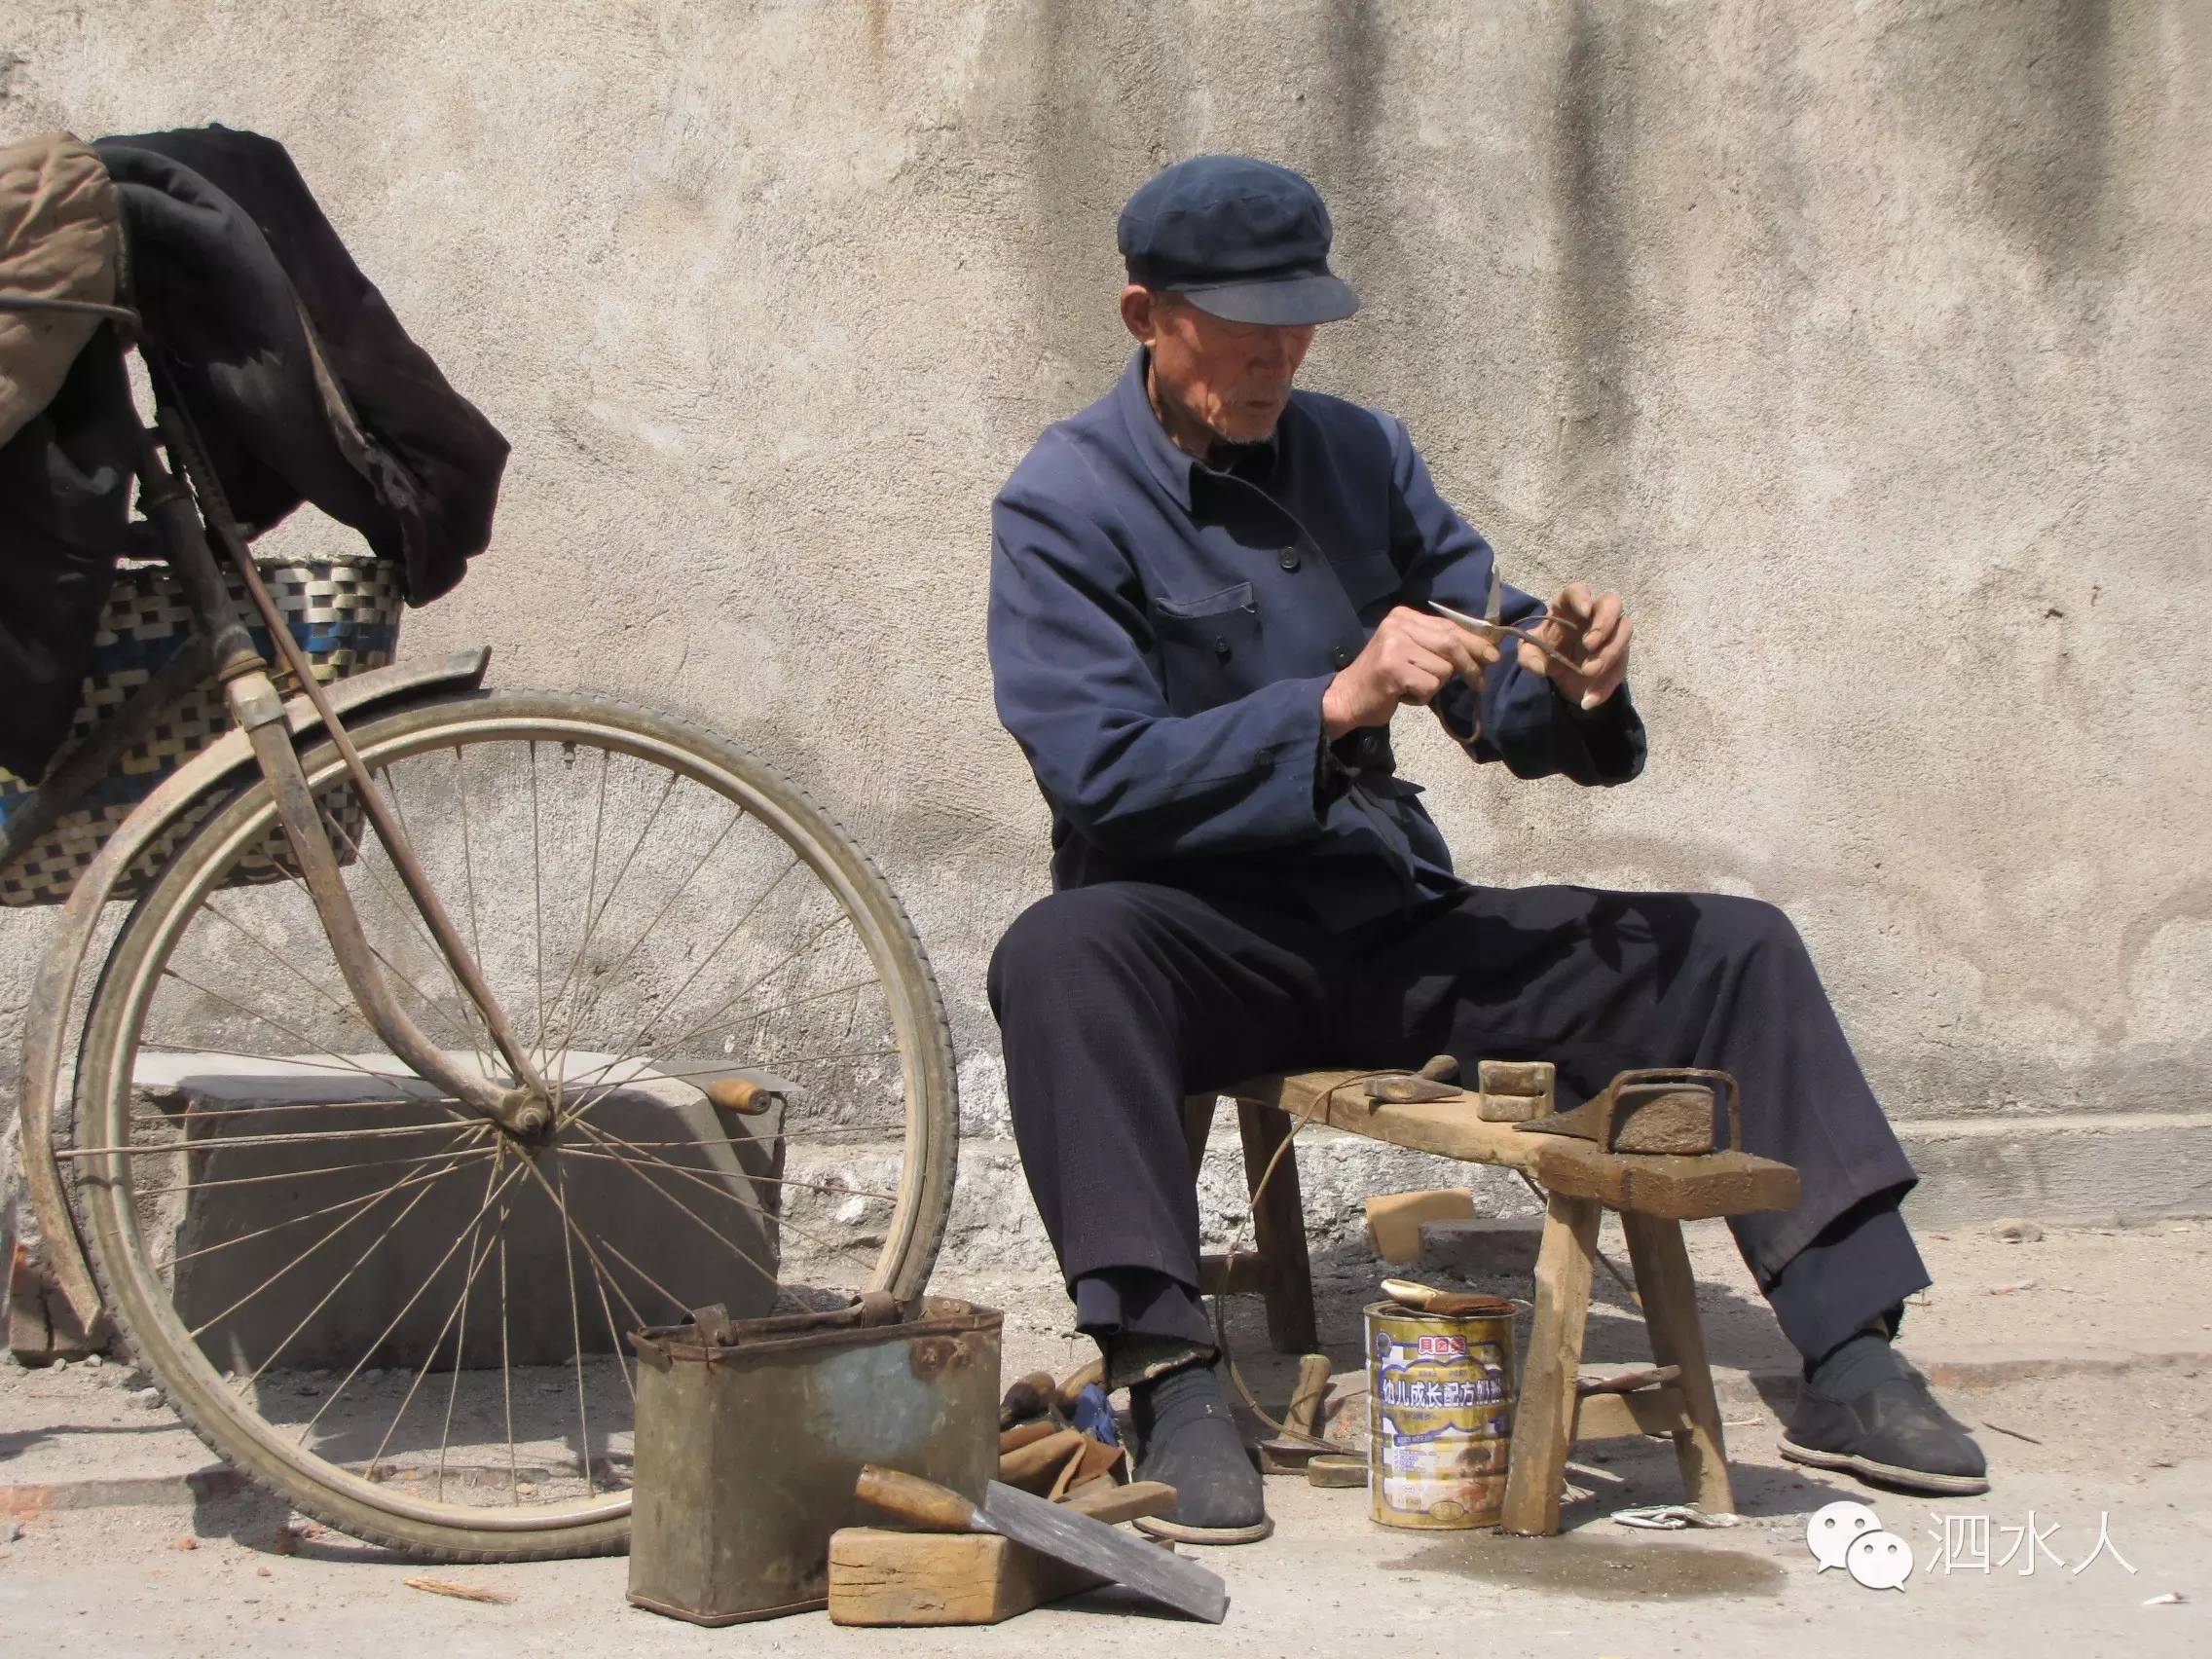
[1501,1192,1602,1535]
[1621,1213,1735,1515]
[1235,1099,1317,1354]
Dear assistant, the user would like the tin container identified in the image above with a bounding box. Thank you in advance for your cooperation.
[1366,1298,1518,1530]
[627,1294,1002,1625]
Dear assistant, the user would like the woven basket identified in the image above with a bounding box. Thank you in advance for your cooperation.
[0,554,403,907]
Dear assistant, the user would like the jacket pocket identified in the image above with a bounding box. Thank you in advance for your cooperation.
[1150,582,1261,711]
[1152,580,1257,624]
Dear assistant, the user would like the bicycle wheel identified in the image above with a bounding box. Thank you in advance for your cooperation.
[68,688,957,1559]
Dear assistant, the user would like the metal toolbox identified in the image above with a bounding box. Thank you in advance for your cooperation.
[626,1293,1003,1626]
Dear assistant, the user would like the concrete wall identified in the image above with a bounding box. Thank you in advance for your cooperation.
[5,1,2208,1273]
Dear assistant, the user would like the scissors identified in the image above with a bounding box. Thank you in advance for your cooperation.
[1425,593,1592,677]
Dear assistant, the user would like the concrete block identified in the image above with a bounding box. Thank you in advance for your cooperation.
[136,1051,782,1372]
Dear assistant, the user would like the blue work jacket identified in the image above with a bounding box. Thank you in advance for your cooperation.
[988,350,1646,931]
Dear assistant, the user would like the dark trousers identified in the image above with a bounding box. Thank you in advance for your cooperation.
[987,879,1930,1362]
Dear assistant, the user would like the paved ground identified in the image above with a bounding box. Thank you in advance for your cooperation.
[2,1217,2206,1655]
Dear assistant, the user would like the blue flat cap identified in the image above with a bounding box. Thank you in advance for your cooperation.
[1117,155,1359,326]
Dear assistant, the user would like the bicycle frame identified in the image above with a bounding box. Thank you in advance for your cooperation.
[8,330,546,1345]
[132,377,552,1134]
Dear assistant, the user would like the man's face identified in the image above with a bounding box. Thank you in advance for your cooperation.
[1124,287,1316,444]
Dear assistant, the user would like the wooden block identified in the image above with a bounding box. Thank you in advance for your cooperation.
[1478,1058,1555,1122]
[1284,1353,1333,1439]
[828,1529,1099,1627]
[1364,1188,1476,1265]
[1308,1454,1368,1489]
[1570,1384,1688,1441]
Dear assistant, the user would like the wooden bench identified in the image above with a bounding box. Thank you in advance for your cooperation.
[1183,1069,1800,1535]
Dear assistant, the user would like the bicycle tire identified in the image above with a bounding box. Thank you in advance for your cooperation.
[69,687,958,1560]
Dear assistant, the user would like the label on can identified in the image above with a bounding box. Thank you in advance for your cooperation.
[1368,1305,1516,1529]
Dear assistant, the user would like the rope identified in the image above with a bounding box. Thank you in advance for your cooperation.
[1208,1072,1387,1445]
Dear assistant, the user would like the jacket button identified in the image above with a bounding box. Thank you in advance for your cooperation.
[1278,548,1301,571]
[1213,635,1232,659]
[1360,731,1384,758]
[1331,645,1353,669]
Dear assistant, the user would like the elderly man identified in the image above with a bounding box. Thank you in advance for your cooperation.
[986,155,1985,1543]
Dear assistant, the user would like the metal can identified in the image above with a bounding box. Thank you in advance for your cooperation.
[1366,1298,1517,1529]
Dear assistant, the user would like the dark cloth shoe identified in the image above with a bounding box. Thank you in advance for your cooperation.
[1126,1359,1272,1545]
[1781,1368,1991,1495]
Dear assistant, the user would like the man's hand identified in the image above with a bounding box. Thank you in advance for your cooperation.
[1523,582,1632,712]
[1320,606,1498,738]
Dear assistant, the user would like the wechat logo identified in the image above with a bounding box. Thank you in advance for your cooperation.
[1807,1500,1913,1591]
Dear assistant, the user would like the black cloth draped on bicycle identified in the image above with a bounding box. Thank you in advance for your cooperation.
[0,125,507,781]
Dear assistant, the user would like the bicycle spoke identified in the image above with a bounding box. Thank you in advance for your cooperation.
[153,1161,466,1272]
[567,1120,887,1275]
[155,969,409,1091]
[559,871,830,1116]
[134,1040,398,1078]
[542,1140,899,1204]
[566,1222,692,1319]
[613,1048,900,1089]
[454,744,492,1058]
[577,907,859,1105]
[301,1155,533,1442]
[557,1143,888,1276]
[531,741,547,1051]
[242,1156,474,1387]
[200,898,359,1027]
[132,1093,461,1124]
[713,976,881,1034]
[551,1154,595,1498]
[553,1124,778,1287]
[62,1121,479,1160]
[129,1141,496,1200]
[498,1236,517,1505]
[584,1246,637,1406]
[539,769,681,1081]
[548,804,748,1067]
[435,1166,506,1499]
[536,745,609,1056]
[371,1161,505,1476]
[376,770,498,1072]
[185,1134,483,1342]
